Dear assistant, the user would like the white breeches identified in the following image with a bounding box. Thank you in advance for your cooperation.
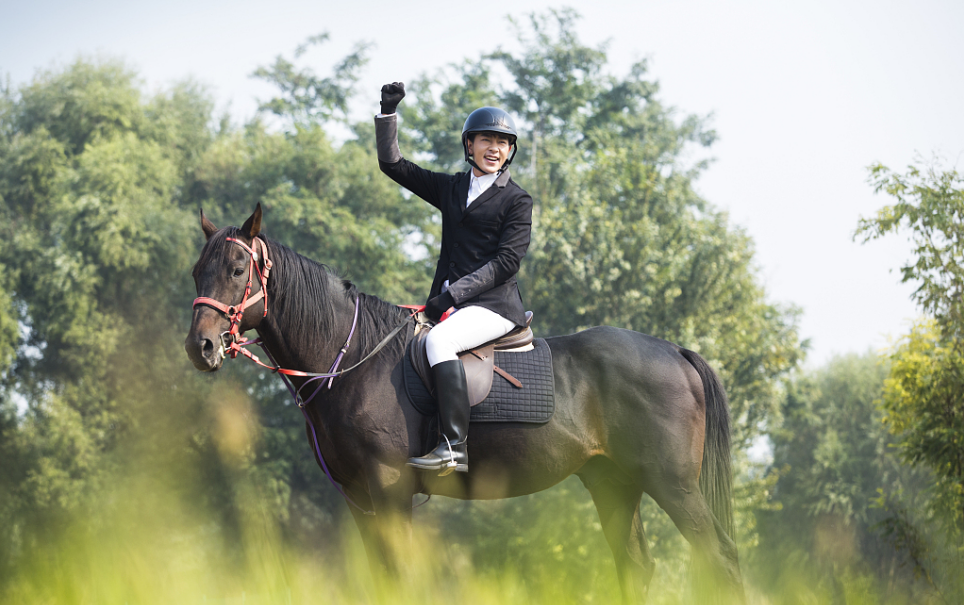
[425,306,516,367]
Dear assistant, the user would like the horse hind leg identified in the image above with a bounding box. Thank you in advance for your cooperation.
[578,461,654,604]
[644,476,745,605]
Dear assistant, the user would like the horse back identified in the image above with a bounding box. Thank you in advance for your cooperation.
[544,326,707,457]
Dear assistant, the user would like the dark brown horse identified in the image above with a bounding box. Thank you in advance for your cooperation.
[185,205,744,604]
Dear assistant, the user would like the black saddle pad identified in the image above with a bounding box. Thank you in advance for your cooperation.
[404,338,555,423]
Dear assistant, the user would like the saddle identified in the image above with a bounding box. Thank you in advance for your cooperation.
[408,311,535,406]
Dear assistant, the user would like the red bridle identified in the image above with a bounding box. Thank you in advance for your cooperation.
[193,236,272,358]
[190,232,432,515]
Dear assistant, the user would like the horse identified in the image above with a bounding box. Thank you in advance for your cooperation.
[185,204,745,604]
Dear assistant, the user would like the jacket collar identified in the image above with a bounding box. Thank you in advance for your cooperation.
[462,167,511,216]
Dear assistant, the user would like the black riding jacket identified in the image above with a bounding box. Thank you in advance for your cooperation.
[375,114,532,328]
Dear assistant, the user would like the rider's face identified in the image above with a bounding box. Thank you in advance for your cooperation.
[467,132,513,176]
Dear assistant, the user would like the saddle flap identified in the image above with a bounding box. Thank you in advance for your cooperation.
[462,345,496,406]
[409,313,531,407]
[408,330,495,407]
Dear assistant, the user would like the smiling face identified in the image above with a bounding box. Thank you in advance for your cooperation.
[466,131,514,176]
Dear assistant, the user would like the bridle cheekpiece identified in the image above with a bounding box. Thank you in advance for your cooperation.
[192,236,272,360]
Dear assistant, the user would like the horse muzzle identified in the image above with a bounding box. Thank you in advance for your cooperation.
[184,330,226,372]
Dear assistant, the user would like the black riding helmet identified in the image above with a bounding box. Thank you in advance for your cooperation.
[461,107,519,172]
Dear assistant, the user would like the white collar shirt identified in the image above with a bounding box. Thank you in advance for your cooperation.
[467,171,499,207]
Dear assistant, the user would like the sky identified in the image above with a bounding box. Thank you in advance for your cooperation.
[4,0,963,367]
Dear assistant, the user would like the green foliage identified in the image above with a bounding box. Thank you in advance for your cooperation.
[857,162,964,338]
[882,320,964,533]
[0,61,206,579]
[857,161,964,539]
[252,33,372,126]
[0,271,18,373]
[754,353,948,603]
[13,59,145,155]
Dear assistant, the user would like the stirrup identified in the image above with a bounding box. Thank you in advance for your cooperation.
[437,435,468,477]
[439,435,457,475]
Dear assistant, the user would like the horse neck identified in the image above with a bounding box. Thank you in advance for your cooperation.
[253,241,412,383]
[254,249,356,375]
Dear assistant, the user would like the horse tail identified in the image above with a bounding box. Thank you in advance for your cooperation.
[679,348,734,539]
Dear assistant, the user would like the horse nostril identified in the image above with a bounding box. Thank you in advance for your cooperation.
[201,337,215,357]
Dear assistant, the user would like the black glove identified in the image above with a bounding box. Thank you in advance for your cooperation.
[380,82,405,115]
[425,291,455,322]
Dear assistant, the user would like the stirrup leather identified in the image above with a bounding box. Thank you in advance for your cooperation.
[442,435,456,471]
[438,435,467,476]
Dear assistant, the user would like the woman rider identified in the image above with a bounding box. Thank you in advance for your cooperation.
[374,82,533,476]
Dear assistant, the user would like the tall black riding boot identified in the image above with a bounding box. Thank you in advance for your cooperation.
[407,359,470,475]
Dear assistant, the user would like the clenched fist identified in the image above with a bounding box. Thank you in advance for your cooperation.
[380,81,405,115]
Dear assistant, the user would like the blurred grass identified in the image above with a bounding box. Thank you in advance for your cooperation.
[0,479,923,605]
[0,387,932,605]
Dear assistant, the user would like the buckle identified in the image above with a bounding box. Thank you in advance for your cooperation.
[218,331,235,358]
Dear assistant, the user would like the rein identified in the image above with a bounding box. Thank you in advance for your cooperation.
[193,235,427,515]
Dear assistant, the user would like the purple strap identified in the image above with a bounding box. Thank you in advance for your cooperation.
[253,296,430,515]
[256,326,374,515]
[296,296,361,408]
[298,403,374,515]
[326,296,360,389]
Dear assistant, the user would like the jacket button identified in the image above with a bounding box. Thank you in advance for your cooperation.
[449,261,455,267]
[454,242,460,248]
[458,222,463,227]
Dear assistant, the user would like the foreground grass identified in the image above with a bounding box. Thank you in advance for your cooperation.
[0,394,942,605]
[1,500,928,605]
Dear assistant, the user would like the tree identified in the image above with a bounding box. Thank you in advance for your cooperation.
[881,320,964,531]
[857,162,964,338]
[251,32,371,127]
[754,353,937,602]
[0,60,257,587]
[856,161,964,534]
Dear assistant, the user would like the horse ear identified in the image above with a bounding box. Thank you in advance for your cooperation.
[241,203,263,240]
[200,208,218,240]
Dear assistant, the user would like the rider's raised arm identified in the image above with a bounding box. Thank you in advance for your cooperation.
[374,81,452,210]
[374,112,451,210]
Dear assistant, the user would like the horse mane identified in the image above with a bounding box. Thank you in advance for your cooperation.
[194,226,411,361]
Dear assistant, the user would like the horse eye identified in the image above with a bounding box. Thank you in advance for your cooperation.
[233,267,245,277]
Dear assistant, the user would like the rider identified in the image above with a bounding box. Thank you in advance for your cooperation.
[374,82,533,476]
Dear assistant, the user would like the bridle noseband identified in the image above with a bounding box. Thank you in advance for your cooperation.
[193,236,272,359]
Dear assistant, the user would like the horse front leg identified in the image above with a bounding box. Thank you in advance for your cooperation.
[347,462,415,578]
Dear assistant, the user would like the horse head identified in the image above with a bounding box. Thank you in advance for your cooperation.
[185,204,268,372]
